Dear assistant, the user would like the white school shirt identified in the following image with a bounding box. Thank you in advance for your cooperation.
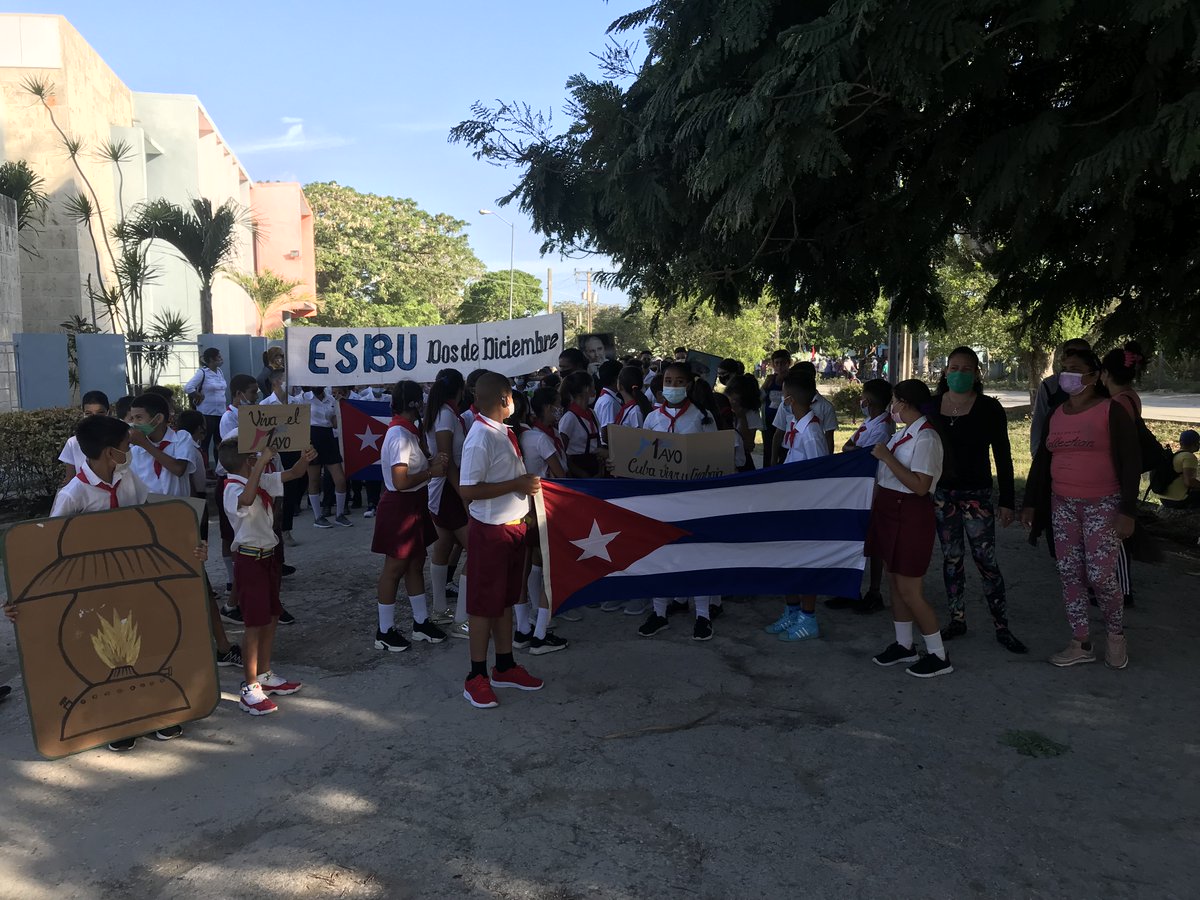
[593,388,622,438]
[849,412,894,449]
[380,422,429,493]
[559,406,599,454]
[260,393,283,406]
[734,430,747,469]
[617,401,645,429]
[213,404,243,478]
[427,404,467,512]
[223,472,284,550]
[782,410,830,463]
[462,405,478,432]
[184,366,228,416]
[51,462,149,517]
[521,425,566,478]
[58,435,87,471]
[460,412,529,525]
[772,393,838,435]
[644,402,707,435]
[308,392,337,428]
[130,428,195,497]
[877,416,944,494]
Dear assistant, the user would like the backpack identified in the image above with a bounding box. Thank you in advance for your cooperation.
[1149,449,1185,496]
[1133,414,1167,475]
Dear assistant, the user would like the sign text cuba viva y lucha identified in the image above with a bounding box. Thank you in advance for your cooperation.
[285,314,563,386]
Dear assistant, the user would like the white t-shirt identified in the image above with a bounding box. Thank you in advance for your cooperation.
[617,402,645,429]
[772,393,838,434]
[130,428,195,497]
[380,422,429,493]
[521,425,566,478]
[782,411,830,464]
[593,388,622,439]
[644,402,707,435]
[184,365,228,416]
[559,406,600,455]
[427,404,467,512]
[58,435,88,471]
[877,416,944,495]
[223,472,284,550]
[51,463,149,517]
[849,412,894,449]
[460,412,529,525]
[307,392,337,428]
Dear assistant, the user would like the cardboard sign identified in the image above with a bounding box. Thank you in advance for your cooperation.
[238,403,310,453]
[286,313,564,387]
[685,350,723,386]
[2,502,219,758]
[607,425,737,481]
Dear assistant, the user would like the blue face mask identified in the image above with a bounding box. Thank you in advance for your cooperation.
[662,386,688,404]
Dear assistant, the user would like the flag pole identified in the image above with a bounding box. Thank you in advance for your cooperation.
[534,489,555,613]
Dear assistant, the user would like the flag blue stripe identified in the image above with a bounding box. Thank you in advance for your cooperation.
[672,509,871,544]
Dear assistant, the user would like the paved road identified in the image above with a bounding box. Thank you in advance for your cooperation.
[982,389,1199,423]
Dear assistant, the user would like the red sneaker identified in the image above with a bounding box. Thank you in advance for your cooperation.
[463,674,499,708]
[490,664,544,691]
[239,683,278,716]
[258,671,302,696]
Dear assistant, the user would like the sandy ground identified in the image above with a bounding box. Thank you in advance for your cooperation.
[1,509,1199,899]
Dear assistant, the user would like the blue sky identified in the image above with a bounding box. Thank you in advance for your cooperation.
[9,0,639,306]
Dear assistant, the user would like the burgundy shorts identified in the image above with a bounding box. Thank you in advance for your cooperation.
[864,487,936,578]
[431,481,468,531]
[218,477,234,543]
[371,487,437,558]
[466,517,527,617]
[234,550,282,627]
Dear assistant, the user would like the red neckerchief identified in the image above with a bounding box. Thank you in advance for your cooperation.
[76,469,120,509]
[618,400,638,424]
[390,414,431,456]
[599,388,620,406]
[444,402,467,434]
[469,403,480,421]
[890,420,934,452]
[476,414,522,460]
[568,402,598,433]
[227,474,272,512]
[534,420,565,454]
[152,439,171,477]
[655,401,692,433]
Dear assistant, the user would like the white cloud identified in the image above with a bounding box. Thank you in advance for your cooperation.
[237,118,352,155]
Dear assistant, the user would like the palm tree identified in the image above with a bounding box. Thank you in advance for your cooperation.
[226,269,317,337]
[0,159,50,253]
[117,197,254,334]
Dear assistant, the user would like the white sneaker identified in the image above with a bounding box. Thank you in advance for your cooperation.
[623,599,650,616]
[600,600,625,612]
[239,682,278,715]
[282,531,298,547]
[450,621,470,639]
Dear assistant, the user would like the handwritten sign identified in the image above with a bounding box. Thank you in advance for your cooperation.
[607,425,737,481]
[285,313,564,387]
[238,403,310,453]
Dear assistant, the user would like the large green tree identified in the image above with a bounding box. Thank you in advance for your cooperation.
[459,270,545,322]
[453,1,1200,346]
[303,181,483,328]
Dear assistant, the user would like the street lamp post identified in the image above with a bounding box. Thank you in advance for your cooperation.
[479,208,515,319]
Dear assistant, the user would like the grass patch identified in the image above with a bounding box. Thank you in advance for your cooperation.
[999,730,1070,758]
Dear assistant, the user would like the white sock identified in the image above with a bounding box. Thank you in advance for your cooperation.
[923,631,946,660]
[711,597,723,608]
[894,620,914,648]
[535,607,550,639]
[528,566,543,607]
[515,602,531,633]
[410,593,428,625]
[308,494,322,518]
[378,603,395,632]
[335,492,347,515]
[454,575,467,622]
[223,557,234,585]
[694,596,711,619]
[653,598,668,617]
[431,563,449,610]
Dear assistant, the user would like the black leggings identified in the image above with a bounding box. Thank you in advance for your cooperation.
[279,451,306,532]
[202,414,222,467]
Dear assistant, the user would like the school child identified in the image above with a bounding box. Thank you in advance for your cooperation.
[457,372,545,708]
[461,368,488,430]
[425,368,472,633]
[513,389,570,654]
[373,381,449,651]
[214,375,261,621]
[762,378,830,641]
[58,390,111,481]
[828,378,893,614]
[113,394,134,423]
[559,371,602,477]
[637,361,720,641]
[303,386,351,528]
[219,439,316,715]
[724,374,762,468]
[593,359,624,443]
[260,370,308,544]
[127,393,195,499]
[49,415,209,749]
[770,362,838,461]
[867,380,954,678]
[616,365,652,429]
[144,384,180,427]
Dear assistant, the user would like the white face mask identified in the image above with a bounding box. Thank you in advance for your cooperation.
[112,448,131,474]
[662,386,688,404]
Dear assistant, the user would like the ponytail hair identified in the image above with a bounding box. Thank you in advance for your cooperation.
[390,380,424,418]
[1100,340,1147,386]
[560,371,593,409]
[423,368,464,431]
[618,365,652,419]
[688,378,717,425]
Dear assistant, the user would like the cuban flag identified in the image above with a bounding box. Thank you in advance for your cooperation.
[535,452,878,612]
[338,399,391,482]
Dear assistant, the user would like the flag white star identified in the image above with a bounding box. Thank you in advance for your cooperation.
[570,520,620,562]
[357,427,382,451]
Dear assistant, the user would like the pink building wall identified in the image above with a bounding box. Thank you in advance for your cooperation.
[250,182,317,299]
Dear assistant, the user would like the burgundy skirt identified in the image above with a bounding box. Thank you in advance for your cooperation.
[371,487,437,558]
[864,486,936,578]
[431,480,468,531]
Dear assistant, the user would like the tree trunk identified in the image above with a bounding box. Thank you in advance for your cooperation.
[200,282,214,335]
[1022,347,1053,405]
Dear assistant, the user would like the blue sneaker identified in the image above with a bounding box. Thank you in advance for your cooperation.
[765,608,800,634]
[778,612,821,642]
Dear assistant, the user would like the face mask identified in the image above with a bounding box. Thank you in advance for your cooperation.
[945,371,975,393]
[1059,371,1087,395]
[717,373,730,385]
[663,386,688,404]
[111,448,131,473]
[888,403,902,423]
[860,401,871,416]
[133,421,157,436]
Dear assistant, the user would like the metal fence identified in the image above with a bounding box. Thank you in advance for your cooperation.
[0,341,17,413]
[125,340,202,393]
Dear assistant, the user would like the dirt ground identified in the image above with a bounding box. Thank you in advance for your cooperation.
[1,509,1199,899]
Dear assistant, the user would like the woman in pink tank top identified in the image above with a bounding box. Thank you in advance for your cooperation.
[1020,347,1141,670]
[1100,341,1148,608]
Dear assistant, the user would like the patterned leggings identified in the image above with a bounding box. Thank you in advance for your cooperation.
[1050,494,1124,638]
[934,488,1008,628]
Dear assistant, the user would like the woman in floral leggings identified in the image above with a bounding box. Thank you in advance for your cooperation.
[1021,347,1141,669]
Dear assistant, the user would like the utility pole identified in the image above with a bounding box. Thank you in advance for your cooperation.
[547,268,553,313]
[573,269,594,331]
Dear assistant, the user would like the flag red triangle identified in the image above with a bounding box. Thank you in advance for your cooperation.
[338,400,389,480]
[541,481,690,609]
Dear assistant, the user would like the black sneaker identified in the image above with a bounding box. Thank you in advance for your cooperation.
[824,596,856,610]
[906,653,954,678]
[872,642,920,667]
[693,616,713,641]
[638,613,670,637]
[529,632,568,655]
[995,627,1028,654]
[412,620,447,644]
[219,605,243,624]
[107,738,137,752]
[278,609,296,626]
[853,591,885,614]
[374,627,410,652]
[666,600,689,616]
[225,582,233,594]
[154,724,183,741]
[940,619,967,641]
[217,644,243,667]
[281,564,296,577]
[445,582,460,598]
[709,603,724,620]
[512,629,533,650]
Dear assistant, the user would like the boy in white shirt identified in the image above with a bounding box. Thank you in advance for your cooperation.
[592,360,624,443]
[58,390,111,483]
[458,372,545,709]
[127,393,194,498]
[771,363,838,460]
[219,439,315,715]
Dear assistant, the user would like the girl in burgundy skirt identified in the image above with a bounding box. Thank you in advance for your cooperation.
[373,381,449,652]
[424,369,472,633]
[866,379,953,678]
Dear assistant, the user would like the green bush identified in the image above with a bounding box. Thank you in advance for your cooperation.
[829,384,864,422]
[0,407,80,505]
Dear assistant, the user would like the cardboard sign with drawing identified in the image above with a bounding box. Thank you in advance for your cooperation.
[607,425,736,481]
[238,403,311,453]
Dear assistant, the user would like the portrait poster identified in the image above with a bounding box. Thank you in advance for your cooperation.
[685,350,723,386]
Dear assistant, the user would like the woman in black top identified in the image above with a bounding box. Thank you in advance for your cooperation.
[932,347,1026,654]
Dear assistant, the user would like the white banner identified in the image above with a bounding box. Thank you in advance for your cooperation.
[285,313,564,386]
